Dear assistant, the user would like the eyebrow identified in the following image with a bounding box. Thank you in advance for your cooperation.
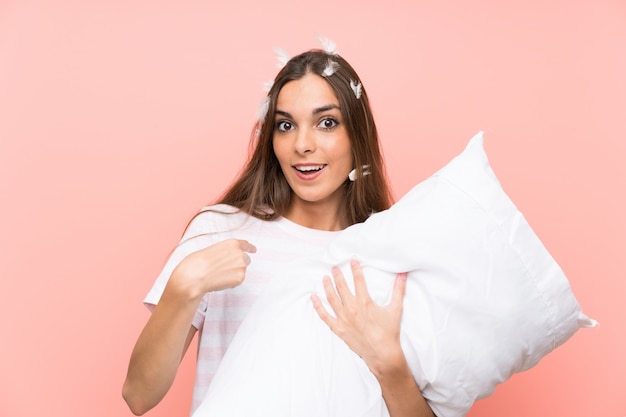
[275,104,341,119]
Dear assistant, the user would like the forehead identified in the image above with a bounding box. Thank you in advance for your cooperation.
[276,73,339,111]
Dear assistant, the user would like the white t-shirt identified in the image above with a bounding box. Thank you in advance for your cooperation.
[143,204,340,414]
[189,134,594,417]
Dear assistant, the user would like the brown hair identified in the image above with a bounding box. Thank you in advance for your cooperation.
[217,49,393,226]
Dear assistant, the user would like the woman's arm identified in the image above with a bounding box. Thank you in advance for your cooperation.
[311,259,434,417]
[122,238,256,415]
[122,287,200,415]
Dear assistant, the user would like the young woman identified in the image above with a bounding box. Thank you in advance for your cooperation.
[122,48,434,417]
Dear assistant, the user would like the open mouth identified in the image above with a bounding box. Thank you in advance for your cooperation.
[293,164,326,179]
[294,165,325,173]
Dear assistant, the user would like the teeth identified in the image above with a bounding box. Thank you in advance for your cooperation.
[295,165,324,172]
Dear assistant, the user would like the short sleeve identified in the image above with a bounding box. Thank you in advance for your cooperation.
[142,207,230,314]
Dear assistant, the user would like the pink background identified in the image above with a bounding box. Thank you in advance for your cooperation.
[1,1,624,416]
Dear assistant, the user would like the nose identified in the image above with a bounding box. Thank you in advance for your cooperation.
[294,127,316,155]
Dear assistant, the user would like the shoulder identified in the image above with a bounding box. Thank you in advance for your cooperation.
[181,204,267,242]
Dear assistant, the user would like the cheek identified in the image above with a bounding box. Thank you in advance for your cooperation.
[337,139,353,168]
[272,140,286,164]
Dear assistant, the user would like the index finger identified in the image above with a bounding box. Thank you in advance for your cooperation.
[238,239,257,253]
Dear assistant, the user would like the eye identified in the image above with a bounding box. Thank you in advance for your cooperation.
[318,118,339,130]
[276,120,294,132]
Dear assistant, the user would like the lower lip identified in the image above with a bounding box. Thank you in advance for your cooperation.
[293,166,325,180]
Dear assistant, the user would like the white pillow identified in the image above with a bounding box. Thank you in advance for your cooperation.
[192,131,595,417]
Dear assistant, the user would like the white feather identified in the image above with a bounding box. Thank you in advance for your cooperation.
[348,165,371,181]
[263,80,274,93]
[257,96,270,122]
[315,34,338,55]
[350,80,362,99]
[273,46,290,69]
[322,59,339,77]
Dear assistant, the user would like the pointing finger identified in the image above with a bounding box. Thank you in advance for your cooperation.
[238,239,257,253]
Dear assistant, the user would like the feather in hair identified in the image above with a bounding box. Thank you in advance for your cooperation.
[315,34,338,55]
[257,96,270,122]
[350,80,362,99]
[273,46,290,69]
[322,59,339,77]
[263,80,274,93]
[348,165,371,181]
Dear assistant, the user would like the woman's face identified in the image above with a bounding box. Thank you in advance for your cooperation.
[272,73,353,220]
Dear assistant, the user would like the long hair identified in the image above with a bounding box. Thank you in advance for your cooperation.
[217,49,393,226]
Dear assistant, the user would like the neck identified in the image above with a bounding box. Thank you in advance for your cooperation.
[283,201,349,231]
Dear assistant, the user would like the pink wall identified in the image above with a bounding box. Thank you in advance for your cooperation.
[1,1,624,416]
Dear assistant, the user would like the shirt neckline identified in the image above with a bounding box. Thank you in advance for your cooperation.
[274,216,344,241]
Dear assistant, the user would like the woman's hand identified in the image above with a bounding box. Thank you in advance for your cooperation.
[123,238,256,415]
[311,258,406,373]
[169,238,257,301]
[311,259,434,417]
